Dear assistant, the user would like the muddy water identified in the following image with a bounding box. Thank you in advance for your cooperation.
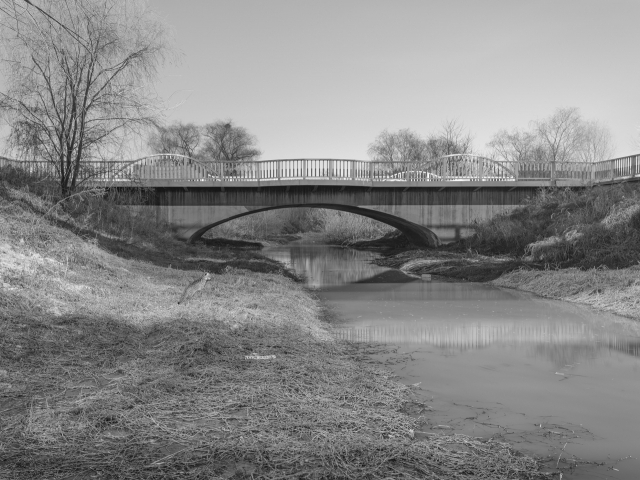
[263,243,640,479]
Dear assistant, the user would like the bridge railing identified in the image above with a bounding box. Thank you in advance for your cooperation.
[594,154,640,181]
[1,154,639,185]
[516,161,596,182]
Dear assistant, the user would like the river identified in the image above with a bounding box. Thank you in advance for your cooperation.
[262,243,640,479]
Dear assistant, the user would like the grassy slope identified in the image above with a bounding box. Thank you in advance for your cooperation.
[491,266,640,320]
[475,183,640,319]
[468,183,640,269]
[0,176,549,479]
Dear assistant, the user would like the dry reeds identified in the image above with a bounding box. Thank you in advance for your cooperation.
[467,183,640,269]
[316,209,396,245]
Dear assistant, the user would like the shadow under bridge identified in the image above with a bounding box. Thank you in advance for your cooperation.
[188,204,441,247]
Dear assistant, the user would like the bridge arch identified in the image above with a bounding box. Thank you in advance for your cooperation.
[187,204,441,247]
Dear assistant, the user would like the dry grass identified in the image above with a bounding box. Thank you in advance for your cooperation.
[0,176,550,479]
[492,266,640,320]
[314,210,396,246]
[467,183,640,269]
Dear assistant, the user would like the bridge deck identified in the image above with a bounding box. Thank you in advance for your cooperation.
[1,154,639,187]
[122,178,592,189]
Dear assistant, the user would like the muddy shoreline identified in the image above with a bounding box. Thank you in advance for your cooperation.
[357,242,640,321]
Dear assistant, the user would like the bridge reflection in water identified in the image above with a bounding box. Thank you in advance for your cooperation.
[261,243,640,473]
[332,322,640,360]
[261,244,640,365]
[263,243,390,287]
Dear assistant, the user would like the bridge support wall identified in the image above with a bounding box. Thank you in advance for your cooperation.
[147,186,537,245]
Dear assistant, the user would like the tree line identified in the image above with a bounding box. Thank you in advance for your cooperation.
[147,120,260,163]
[367,107,613,169]
[150,106,613,170]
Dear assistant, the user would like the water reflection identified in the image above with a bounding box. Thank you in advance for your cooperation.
[264,244,640,366]
[325,281,640,367]
[333,323,640,364]
[263,244,390,286]
[263,243,640,475]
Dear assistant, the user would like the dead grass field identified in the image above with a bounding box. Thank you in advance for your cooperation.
[0,174,550,479]
[491,266,640,320]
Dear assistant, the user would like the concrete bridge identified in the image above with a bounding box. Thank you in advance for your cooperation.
[2,153,639,246]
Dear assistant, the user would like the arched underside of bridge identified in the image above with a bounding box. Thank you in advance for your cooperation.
[187,204,441,248]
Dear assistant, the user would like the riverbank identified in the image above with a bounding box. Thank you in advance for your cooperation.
[372,248,640,321]
[371,182,640,321]
[0,176,549,478]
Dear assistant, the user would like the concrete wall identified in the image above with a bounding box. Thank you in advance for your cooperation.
[147,185,537,244]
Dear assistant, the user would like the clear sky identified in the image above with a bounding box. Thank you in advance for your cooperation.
[151,0,639,160]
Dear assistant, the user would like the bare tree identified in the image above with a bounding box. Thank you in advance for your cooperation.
[425,119,474,159]
[534,107,586,167]
[487,128,547,163]
[367,128,427,171]
[0,0,171,196]
[579,120,614,164]
[199,120,261,162]
[148,122,201,158]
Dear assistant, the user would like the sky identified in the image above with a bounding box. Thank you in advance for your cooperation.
[85,1,640,159]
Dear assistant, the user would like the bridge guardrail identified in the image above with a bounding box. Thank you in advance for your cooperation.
[1,154,639,185]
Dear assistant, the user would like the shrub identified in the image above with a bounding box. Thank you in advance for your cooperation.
[466,183,640,268]
[1,165,174,245]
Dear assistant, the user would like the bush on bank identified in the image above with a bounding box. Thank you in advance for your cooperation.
[0,165,175,248]
[466,183,640,268]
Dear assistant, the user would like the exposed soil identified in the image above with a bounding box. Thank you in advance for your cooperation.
[367,244,640,321]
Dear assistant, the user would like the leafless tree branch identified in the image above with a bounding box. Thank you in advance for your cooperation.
[0,0,172,196]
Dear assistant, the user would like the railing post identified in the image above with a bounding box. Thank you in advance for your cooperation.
[329,159,334,180]
[277,160,281,181]
[351,160,356,181]
[478,157,483,181]
[369,162,373,182]
[611,158,615,181]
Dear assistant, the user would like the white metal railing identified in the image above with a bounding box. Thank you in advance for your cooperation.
[1,153,639,185]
